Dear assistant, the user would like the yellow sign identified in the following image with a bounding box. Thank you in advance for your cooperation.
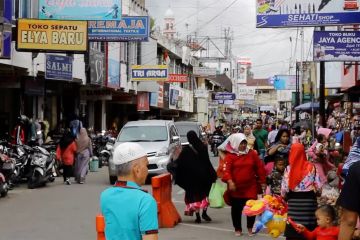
[17,19,87,52]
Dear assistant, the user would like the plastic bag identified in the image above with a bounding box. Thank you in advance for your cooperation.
[209,181,226,208]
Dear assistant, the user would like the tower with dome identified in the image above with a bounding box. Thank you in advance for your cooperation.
[163,8,176,39]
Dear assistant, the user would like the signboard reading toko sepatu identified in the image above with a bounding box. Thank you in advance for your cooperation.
[17,19,87,52]
[88,16,150,42]
[39,0,122,20]
[313,31,360,62]
[131,65,168,81]
[45,55,73,81]
[256,0,360,28]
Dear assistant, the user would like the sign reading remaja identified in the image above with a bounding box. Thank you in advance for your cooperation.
[17,19,88,52]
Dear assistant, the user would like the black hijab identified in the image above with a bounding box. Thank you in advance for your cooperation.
[59,131,75,150]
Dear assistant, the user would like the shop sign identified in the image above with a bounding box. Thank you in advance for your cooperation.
[88,16,149,42]
[167,74,189,83]
[272,75,296,90]
[0,0,12,59]
[194,89,209,98]
[213,93,236,101]
[237,87,256,100]
[137,92,150,111]
[45,55,73,81]
[17,19,87,52]
[150,92,158,107]
[39,0,122,20]
[257,0,360,28]
[131,65,168,81]
[314,31,360,62]
[193,67,217,76]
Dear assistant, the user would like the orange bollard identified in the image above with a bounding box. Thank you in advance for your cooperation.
[96,214,106,240]
[152,173,181,228]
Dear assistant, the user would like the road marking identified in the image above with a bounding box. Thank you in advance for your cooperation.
[178,223,285,239]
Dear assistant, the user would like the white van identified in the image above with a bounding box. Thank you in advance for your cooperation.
[108,120,181,184]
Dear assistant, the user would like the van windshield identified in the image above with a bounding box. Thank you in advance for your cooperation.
[117,126,168,142]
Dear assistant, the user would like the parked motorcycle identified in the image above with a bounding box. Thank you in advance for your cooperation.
[0,171,8,197]
[27,146,56,189]
[92,132,115,168]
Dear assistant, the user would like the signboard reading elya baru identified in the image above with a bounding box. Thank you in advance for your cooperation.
[256,0,360,28]
[17,19,87,52]
[313,31,360,62]
[88,16,150,42]
[131,65,168,81]
[39,0,121,20]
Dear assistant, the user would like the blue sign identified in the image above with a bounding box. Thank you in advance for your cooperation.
[313,31,360,62]
[256,0,360,28]
[1,0,12,59]
[272,75,296,90]
[39,0,121,20]
[88,16,150,42]
[213,93,236,101]
[150,93,158,107]
[45,55,73,81]
[107,59,120,89]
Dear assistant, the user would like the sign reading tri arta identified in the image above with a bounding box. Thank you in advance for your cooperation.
[17,19,88,52]
[131,65,168,81]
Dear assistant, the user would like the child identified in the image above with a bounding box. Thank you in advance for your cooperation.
[295,205,339,240]
[266,156,286,195]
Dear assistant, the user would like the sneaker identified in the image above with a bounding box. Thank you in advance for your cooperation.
[79,181,84,184]
[65,179,71,185]
[235,231,242,237]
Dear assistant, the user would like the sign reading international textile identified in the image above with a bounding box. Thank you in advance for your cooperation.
[213,93,236,101]
[17,19,87,52]
[131,65,168,81]
[39,0,122,20]
[45,55,73,81]
[256,0,360,28]
[313,31,360,62]
[88,16,149,41]
[167,74,189,83]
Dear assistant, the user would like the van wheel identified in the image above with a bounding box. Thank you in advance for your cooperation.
[109,176,117,185]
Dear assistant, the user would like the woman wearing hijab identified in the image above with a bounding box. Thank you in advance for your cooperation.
[281,143,321,240]
[74,128,93,184]
[244,125,257,150]
[174,130,217,224]
[56,130,77,185]
[221,133,266,237]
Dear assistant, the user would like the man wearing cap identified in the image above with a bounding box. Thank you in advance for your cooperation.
[100,142,158,240]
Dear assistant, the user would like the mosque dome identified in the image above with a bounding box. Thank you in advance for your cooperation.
[165,8,174,18]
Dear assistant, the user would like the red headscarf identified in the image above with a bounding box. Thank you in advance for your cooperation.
[288,143,314,191]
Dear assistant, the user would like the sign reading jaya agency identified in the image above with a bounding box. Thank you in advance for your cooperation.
[39,0,122,20]
[314,31,360,62]
[256,0,360,28]
[131,65,168,81]
[17,19,87,52]
[88,16,150,41]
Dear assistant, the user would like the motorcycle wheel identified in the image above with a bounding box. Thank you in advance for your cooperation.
[28,171,42,189]
[0,183,8,197]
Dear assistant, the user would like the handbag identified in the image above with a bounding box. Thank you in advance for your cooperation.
[209,180,226,208]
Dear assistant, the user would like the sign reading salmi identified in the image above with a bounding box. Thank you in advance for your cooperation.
[17,19,87,52]
[131,65,168,81]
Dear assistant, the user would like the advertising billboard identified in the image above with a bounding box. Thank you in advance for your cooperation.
[88,16,149,42]
[45,55,73,81]
[131,65,168,81]
[17,19,87,52]
[314,31,360,62]
[272,75,296,90]
[0,0,12,59]
[256,0,360,28]
[39,0,122,20]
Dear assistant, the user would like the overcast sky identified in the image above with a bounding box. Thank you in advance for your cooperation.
[146,0,314,78]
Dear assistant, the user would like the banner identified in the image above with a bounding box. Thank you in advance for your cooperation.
[0,0,12,59]
[137,92,150,111]
[167,74,189,83]
[314,31,360,62]
[88,16,149,42]
[213,93,236,101]
[237,87,256,100]
[256,0,360,28]
[107,42,120,89]
[272,75,296,90]
[17,19,87,52]
[158,82,164,108]
[193,67,217,76]
[131,65,168,81]
[150,92,158,107]
[39,0,122,20]
[89,44,105,85]
[45,55,73,81]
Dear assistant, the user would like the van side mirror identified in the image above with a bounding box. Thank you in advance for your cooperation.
[172,136,180,142]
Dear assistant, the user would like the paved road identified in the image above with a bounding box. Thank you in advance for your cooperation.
[1,155,281,240]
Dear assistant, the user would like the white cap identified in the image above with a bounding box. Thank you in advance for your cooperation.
[113,142,147,165]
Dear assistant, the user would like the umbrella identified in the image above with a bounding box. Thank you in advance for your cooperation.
[294,102,319,111]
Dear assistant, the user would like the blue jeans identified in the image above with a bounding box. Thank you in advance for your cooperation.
[259,149,266,161]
